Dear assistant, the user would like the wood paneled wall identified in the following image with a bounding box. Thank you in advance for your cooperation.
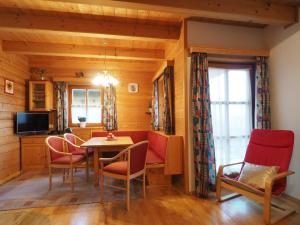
[0,40,29,184]
[32,69,153,131]
[164,22,188,191]
[115,72,152,130]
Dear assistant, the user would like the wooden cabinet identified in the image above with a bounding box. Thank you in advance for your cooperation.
[29,81,53,111]
[21,135,48,171]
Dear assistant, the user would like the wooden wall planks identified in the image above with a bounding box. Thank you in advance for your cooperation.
[0,41,29,184]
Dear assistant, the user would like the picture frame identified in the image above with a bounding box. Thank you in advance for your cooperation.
[4,79,14,95]
[128,83,139,93]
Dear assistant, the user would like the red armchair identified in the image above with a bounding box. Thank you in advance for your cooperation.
[64,133,93,180]
[216,129,295,224]
[45,136,87,192]
[99,140,149,210]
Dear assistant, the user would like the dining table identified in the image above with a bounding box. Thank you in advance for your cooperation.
[81,136,134,186]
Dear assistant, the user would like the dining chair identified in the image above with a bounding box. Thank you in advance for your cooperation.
[64,133,93,181]
[99,140,149,210]
[45,136,87,192]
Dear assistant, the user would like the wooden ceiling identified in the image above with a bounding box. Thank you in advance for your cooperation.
[0,0,298,80]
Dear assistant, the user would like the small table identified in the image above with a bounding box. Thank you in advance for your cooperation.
[81,136,133,186]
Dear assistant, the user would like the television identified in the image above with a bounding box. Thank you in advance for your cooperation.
[15,112,49,134]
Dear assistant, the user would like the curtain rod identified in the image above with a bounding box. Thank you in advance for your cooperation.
[189,45,269,57]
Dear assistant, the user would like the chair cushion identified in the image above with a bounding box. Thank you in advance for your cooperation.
[52,155,85,164]
[238,162,279,189]
[103,161,128,175]
[146,149,164,164]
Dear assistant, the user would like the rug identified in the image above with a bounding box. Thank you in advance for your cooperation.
[0,170,142,211]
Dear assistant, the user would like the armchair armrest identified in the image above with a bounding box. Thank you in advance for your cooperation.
[75,136,86,145]
[99,148,129,163]
[265,170,295,189]
[217,162,244,177]
[48,146,72,157]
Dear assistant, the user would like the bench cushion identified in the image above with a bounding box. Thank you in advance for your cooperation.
[147,131,168,161]
[146,149,164,164]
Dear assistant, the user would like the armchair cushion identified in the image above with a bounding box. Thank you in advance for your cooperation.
[52,155,84,164]
[238,162,279,189]
[103,161,128,175]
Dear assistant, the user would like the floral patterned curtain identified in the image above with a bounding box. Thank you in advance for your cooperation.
[163,66,175,135]
[54,82,68,133]
[191,52,216,198]
[152,79,159,131]
[256,56,271,129]
[103,84,118,131]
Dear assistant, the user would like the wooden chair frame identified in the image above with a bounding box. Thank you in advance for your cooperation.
[64,133,90,181]
[99,141,148,211]
[216,162,295,224]
[45,136,87,192]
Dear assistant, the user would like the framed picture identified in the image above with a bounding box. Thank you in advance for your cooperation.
[128,83,139,93]
[4,79,14,95]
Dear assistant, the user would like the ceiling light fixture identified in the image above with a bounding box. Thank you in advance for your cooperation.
[92,42,119,87]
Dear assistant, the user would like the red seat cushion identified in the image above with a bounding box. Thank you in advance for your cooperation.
[103,161,128,175]
[52,155,84,164]
[146,149,164,164]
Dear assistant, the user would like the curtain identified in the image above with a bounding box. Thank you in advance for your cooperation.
[54,82,68,133]
[103,84,118,131]
[191,52,216,198]
[152,79,159,131]
[255,56,271,129]
[163,66,175,135]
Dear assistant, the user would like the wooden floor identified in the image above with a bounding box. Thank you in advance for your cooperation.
[0,184,299,225]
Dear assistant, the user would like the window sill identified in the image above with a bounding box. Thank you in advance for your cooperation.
[70,126,104,130]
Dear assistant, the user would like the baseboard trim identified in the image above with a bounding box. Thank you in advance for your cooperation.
[0,171,21,185]
[282,193,300,205]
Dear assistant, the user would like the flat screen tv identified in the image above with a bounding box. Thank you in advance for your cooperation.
[15,112,49,134]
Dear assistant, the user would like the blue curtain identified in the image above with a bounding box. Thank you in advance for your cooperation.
[152,79,159,131]
[163,66,175,135]
[256,56,271,129]
[191,52,216,198]
[103,84,118,131]
[54,82,68,133]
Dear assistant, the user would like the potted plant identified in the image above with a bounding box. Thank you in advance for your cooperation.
[78,116,87,128]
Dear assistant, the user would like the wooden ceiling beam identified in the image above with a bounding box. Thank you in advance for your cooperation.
[0,12,180,41]
[28,56,161,72]
[49,0,297,25]
[2,41,165,61]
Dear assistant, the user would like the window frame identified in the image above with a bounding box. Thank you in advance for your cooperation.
[68,85,104,127]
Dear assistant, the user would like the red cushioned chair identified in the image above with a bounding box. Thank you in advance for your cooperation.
[216,129,295,224]
[99,140,149,210]
[64,133,93,181]
[45,136,87,192]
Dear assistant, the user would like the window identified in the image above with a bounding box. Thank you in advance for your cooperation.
[208,65,253,171]
[69,86,103,126]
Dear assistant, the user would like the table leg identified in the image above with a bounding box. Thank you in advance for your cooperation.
[94,148,99,186]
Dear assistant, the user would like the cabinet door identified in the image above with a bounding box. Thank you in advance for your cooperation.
[29,81,53,111]
[22,144,47,170]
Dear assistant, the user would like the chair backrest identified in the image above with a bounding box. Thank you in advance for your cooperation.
[244,129,294,173]
[64,133,77,153]
[129,141,149,175]
[45,136,65,161]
